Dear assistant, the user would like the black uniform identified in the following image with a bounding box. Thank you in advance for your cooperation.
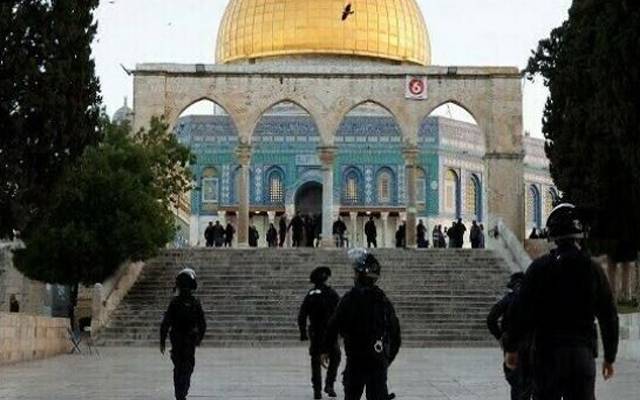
[504,243,619,400]
[298,283,342,397]
[487,287,531,400]
[324,284,401,400]
[160,293,207,400]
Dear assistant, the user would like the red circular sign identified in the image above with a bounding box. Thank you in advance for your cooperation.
[408,78,425,95]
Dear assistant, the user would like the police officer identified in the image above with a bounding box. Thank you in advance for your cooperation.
[298,267,342,399]
[504,203,619,400]
[322,249,401,400]
[487,272,532,400]
[160,268,207,400]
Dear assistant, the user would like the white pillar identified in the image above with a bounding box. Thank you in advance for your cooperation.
[350,212,358,248]
[319,146,337,248]
[267,211,276,224]
[403,146,419,248]
[235,144,252,248]
[189,215,199,247]
[381,212,389,248]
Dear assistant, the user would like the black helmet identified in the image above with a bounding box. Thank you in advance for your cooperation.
[546,203,584,241]
[348,249,381,279]
[175,268,198,291]
[310,267,332,284]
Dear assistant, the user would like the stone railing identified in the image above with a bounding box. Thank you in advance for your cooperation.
[486,218,532,273]
[91,261,144,338]
[618,313,640,360]
[0,312,71,365]
[524,239,555,260]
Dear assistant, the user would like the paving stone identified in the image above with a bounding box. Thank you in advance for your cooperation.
[0,347,637,400]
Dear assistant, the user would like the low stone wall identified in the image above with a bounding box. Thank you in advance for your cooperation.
[618,313,640,361]
[0,312,72,365]
[524,239,555,260]
[0,241,50,315]
[91,261,144,337]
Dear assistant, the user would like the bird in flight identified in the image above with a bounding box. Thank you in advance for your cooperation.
[342,3,354,21]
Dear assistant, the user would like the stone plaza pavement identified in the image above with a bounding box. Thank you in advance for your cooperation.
[0,347,638,399]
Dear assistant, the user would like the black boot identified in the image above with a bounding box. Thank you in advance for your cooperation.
[324,386,337,398]
[314,390,322,399]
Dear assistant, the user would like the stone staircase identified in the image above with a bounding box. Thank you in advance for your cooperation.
[95,249,510,348]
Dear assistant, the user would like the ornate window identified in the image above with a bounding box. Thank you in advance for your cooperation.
[343,168,361,205]
[377,169,393,204]
[545,188,559,219]
[268,169,284,204]
[416,167,426,204]
[202,167,219,203]
[527,185,542,228]
[465,174,481,221]
[444,169,460,216]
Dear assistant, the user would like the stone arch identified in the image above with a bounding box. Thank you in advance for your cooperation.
[286,169,323,205]
[171,97,240,136]
[249,98,321,142]
[335,100,406,141]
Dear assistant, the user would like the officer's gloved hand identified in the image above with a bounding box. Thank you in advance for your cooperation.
[300,332,308,342]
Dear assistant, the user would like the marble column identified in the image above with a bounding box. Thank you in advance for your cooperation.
[318,146,337,248]
[235,144,252,248]
[381,212,389,248]
[403,146,419,248]
[350,212,358,248]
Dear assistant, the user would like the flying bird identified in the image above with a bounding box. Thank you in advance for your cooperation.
[342,3,354,21]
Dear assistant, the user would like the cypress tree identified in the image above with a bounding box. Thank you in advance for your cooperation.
[0,0,101,238]
[527,0,640,256]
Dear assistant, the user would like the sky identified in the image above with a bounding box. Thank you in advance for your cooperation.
[93,0,573,138]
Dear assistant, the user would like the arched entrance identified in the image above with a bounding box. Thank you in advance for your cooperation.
[295,182,323,217]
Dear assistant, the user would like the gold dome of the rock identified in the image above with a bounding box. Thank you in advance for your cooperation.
[216,0,431,65]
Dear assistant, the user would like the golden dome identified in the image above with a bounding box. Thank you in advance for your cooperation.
[216,0,431,65]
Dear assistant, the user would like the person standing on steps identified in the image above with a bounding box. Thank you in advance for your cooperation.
[224,222,235,248]
[487,272,532,400]
[504,203,619,400]
[289,212,305,248]
[160,268,207,400]
[417,219,428,248]
[298,267,342,399]
[470,220,482,249]
[266,223,278,247]
[248,223,259,248]
[365,216,377,249]
[204,221,214,247]
[212,221,225,248]
[323,249,401,400]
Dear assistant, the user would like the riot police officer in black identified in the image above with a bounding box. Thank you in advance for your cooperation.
[160,268,207,400]
[322,249,401,400]
[487,272,532,400]
[504,203,619,400]
[298,267,342,399]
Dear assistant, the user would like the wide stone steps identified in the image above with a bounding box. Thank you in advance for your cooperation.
[96,249,509,347]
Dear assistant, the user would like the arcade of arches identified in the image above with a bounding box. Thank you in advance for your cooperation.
[124,0,557,247]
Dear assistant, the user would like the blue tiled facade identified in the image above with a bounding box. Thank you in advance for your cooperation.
[176,113,444,217]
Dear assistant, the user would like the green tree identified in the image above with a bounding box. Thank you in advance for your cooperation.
[14,117,193,325]
[527,0,640,256]
[0,0,101,238]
